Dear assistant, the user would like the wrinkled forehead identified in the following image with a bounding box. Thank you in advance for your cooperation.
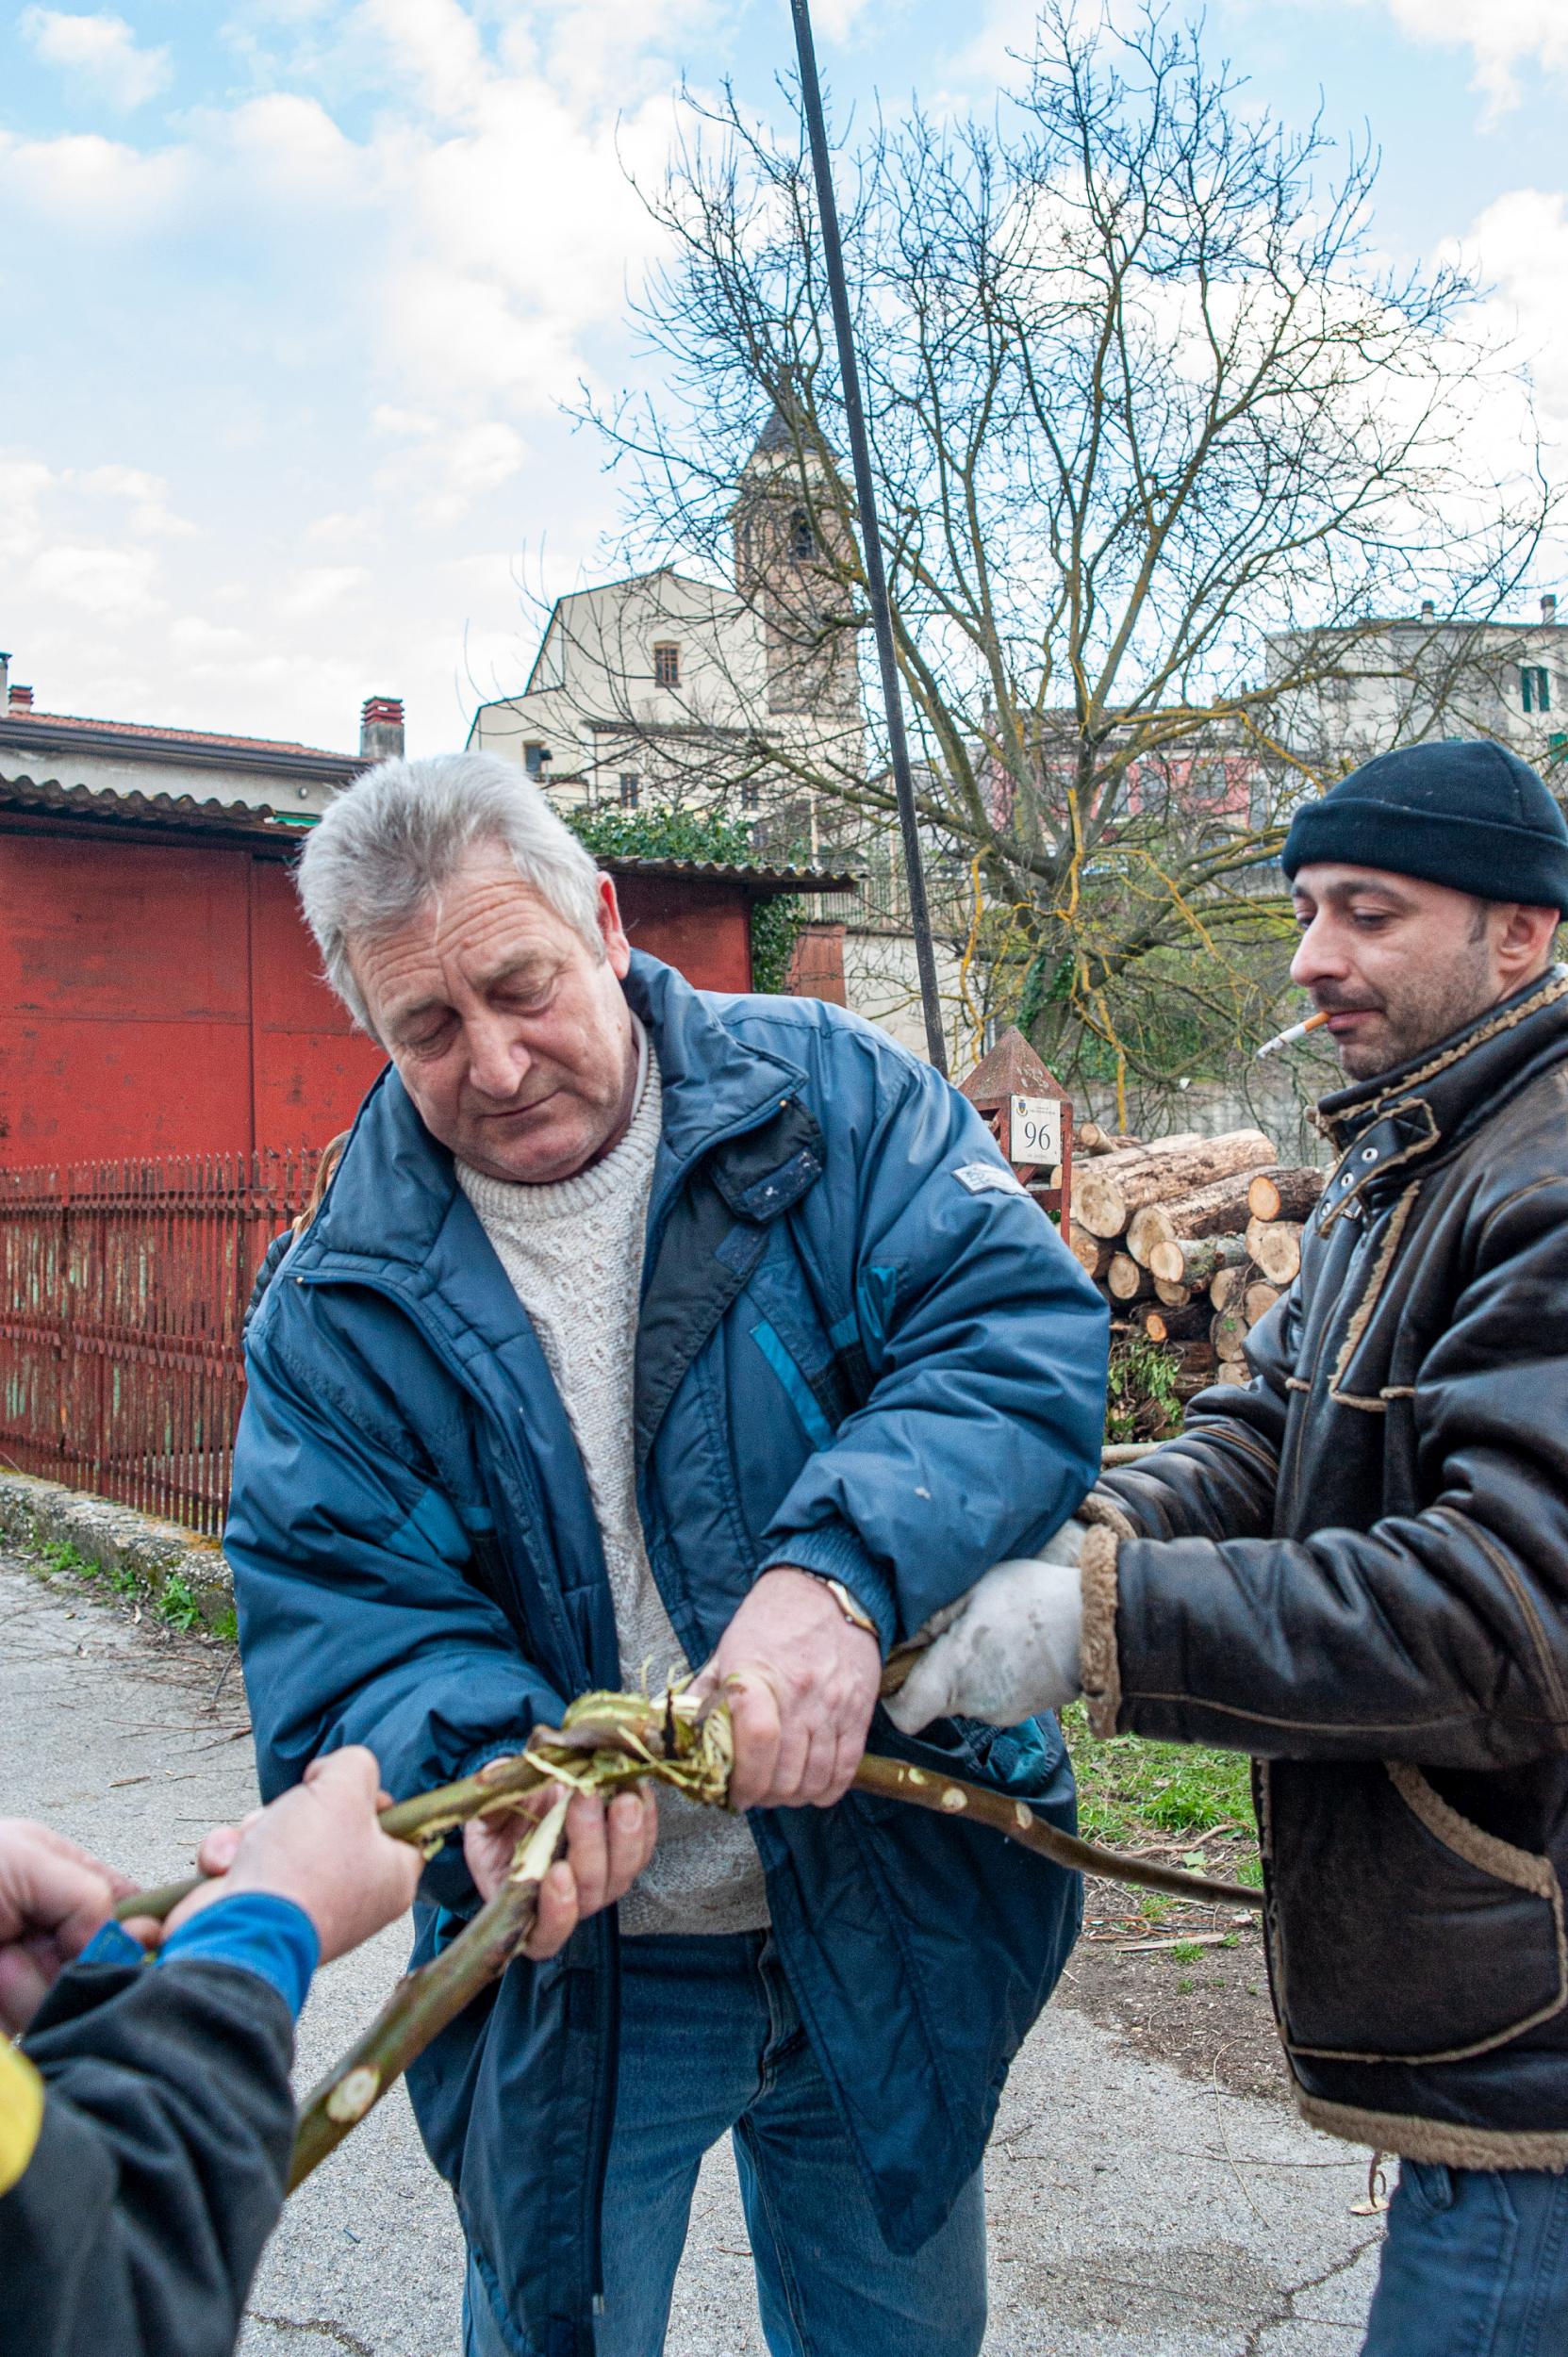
[352,851,594,1020]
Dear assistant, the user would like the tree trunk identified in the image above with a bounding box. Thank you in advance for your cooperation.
[1147,1230,1251,1289]
[1246,1165,1328,1223]
[1244,1280,1283,1325]
[1071,1129,1244,1238]
[1246,1217,1303,1286]
[1209,1263,1250,1312]
[1212,1303,1249,1359]
[1066,1222,1114,1282]
[1217,1356,1251,1389]
[1153,1275,1196,1308]
[1135,1299,1211,1343]
[1127,1163,1272,1265]
[1108,1251,1152,1302]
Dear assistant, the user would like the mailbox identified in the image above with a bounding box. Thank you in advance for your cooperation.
[958,1027,1074,1225]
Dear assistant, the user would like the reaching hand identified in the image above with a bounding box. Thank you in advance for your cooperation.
[166,1746,422,1964]
[0,1821,140,2035]
[463,1785,657,1960]
[688,1567,882,1813]
[885,1524,1087,1734]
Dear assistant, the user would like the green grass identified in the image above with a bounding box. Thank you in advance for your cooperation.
[155,1571,205,1632]
[1061,1700,1263,1887]
[30,1532,228,1638]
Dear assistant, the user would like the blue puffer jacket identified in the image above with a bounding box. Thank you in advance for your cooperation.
[229,955,1107,2357]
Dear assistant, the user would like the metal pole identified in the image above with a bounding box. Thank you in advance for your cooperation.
[788,0,949,1075]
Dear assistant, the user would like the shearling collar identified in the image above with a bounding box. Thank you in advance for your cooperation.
[1312,964,1568,1229]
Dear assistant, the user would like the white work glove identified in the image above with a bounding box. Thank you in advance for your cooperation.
[886,1522,1086,1735]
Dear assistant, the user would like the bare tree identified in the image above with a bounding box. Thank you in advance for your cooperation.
[581,1,1551,1093]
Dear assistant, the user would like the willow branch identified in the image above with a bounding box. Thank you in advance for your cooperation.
[289,1794,570,2191]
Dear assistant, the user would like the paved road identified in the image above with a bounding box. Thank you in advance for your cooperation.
[0,1555,1382,2354]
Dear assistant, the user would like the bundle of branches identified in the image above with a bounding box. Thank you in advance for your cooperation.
[115,1682,1262,2194]
[1067,1125,1326,1389]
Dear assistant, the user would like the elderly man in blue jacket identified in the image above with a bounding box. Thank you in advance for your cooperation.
[229,751,1107,2357]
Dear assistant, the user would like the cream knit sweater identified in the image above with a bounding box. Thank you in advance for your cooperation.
[457,1025,769,1937]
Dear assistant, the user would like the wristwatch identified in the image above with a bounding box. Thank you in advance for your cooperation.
[809,1574,881,1640]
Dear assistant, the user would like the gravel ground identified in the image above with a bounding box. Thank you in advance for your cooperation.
[0,1553,1383,2354]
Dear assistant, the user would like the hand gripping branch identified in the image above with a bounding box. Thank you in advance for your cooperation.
[113,1681,1261,2191]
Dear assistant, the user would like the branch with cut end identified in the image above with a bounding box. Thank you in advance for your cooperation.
[289,1794,570,2190]
[111,1679,1263,2193]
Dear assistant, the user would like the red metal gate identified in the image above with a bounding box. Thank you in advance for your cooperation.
[0,1154,319,1536]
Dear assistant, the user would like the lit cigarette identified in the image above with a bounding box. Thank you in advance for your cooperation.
[1254,1009,1332,1061]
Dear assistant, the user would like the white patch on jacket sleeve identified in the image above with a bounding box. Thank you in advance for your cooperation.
[953,1162,1028,1196]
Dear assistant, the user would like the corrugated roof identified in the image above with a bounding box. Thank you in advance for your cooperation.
[602,855,855,896]
[0,772,300,835]
[0,774,856,892]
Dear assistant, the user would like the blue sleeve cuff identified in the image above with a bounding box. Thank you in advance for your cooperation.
[758,1525,898,1655]
[78,1920,147,1970]
[157,1892,321,2019]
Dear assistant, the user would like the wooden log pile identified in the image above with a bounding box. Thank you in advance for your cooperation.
[1067,1125,1326,1393]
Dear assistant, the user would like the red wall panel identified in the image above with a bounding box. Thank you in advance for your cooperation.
[248,859,387,1151]
[614,876,752,994]
[0,824,761,1165]
[0,833,253,1160]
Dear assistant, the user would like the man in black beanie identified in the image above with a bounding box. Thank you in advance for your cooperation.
[893,738,1568,2351]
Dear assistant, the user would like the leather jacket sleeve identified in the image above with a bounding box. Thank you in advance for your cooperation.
[1094,1288,1294,1548]
[1087,1179,1568,1770]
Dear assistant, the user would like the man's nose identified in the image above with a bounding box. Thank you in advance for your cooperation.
[465,1015,529,1100]
[1289,913,1347,992]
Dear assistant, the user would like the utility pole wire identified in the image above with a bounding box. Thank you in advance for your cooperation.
[787,0,949,1074]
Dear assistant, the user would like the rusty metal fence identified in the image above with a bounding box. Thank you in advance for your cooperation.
[0,1154,322,1537]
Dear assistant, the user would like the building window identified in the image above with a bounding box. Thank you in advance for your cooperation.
[524,742,549,777]
[619,773,640,809]
[789,507,816,561]
[741,783,761,813]
[1523,667,1552,715]
[653,643,680,689]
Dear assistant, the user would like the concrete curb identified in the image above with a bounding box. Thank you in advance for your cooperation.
[0,1469,234,1632]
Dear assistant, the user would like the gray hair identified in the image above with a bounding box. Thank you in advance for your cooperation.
[297,752,605,1032]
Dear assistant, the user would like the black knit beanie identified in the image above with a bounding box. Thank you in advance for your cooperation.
[1280,740,1568,915]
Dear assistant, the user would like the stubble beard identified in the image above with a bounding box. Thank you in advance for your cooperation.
[1334,940,1499,1081]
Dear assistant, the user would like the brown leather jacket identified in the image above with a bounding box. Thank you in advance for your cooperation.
[1085,964,1568,2167]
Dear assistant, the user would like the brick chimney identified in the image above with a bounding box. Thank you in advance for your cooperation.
[359,695,404,762]
[1543,593,1559,625]
[1419,600,1435,623]
[8,684,34,714]
[0,654,8,707]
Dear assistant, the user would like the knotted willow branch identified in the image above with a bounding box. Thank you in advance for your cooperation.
[114,1683,1262,2190]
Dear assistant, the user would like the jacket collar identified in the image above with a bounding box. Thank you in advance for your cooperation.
[300,951,811,1278]
[1312,964,1568,1229]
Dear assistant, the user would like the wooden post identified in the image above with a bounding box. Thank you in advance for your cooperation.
[959,1027,1074,1227]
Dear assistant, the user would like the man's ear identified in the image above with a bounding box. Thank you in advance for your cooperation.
[1494,901,1560,985]
[597,876,633,980]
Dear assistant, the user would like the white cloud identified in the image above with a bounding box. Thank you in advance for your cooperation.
[19,9,172,111]
[30,542,164,621]
[1297,2,1568,112]
[76,466,198,538]
[276,564,372,619]
[1442,189,1568,420]
[0,129,186,229]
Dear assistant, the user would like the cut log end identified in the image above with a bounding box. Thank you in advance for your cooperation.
[1246,1164,1328,1224]
[1246,1216,1303,1287]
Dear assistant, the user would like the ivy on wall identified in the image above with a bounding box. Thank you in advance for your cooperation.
[564,806,805,996]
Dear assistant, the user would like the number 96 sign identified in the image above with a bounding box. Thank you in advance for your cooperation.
[1008,1095,1063,1166]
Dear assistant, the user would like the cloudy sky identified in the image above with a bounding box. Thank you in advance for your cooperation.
[4,0,1567,756]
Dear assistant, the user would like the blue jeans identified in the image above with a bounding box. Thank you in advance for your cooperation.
[1362,2162,1568,2354]
[467,1930,985,2357]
